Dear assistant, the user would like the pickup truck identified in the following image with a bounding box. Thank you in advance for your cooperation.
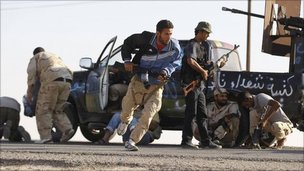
[64,36,303,142]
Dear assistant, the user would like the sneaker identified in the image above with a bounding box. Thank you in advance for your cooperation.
[125,139,139,151]
[60,129,75,142]
[117,122,129,135]
[181,141,199,149]
[35,138,53,144]
[17,126,31,142]
[200,141,222,149]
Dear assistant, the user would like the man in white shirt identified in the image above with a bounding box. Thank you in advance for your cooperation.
[241,91,293,149]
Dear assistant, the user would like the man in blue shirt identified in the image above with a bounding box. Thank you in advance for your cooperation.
[117,19,183,151]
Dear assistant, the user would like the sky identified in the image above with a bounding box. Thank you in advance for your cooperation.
[1,0,303,147]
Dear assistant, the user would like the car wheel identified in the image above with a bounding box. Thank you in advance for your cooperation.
[51,102,78,142]
[80,125,105,142]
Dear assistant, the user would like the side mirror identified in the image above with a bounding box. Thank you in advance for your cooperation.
[79,57,93,69]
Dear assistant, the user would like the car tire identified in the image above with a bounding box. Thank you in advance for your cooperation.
[80,125,105,142]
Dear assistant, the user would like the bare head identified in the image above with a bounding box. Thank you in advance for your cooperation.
[156,19,174,45]
[33,47,45,55]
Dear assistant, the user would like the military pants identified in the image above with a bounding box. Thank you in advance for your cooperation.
[220,117,240,147]
[249,110,293,141]
[120,76,163,143]
[36,81,73,140]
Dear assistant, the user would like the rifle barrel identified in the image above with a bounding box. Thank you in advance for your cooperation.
[222,7,264,19]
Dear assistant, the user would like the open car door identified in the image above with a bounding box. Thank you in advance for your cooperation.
[85,36,117,113]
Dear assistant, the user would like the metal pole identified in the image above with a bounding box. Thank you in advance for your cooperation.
[246,0,251,71]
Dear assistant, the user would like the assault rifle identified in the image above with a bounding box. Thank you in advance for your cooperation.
[183,45,240,96]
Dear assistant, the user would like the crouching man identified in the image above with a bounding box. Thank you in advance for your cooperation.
[241,91,293,149]
[193,88,240,148]
[0,96,31,142]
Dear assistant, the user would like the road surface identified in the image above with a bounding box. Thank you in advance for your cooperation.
[1,141,303,170]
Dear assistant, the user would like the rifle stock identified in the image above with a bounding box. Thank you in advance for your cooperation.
[183,80,199,96]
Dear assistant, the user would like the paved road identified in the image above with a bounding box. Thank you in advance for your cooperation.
[1,141,303,170]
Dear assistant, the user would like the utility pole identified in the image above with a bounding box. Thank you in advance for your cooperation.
[246,0,251,71]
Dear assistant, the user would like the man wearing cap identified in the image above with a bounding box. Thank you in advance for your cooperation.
[205,88,240,148]
[241,92,293,149]
[26,47,75,143]
[180,21,221,149]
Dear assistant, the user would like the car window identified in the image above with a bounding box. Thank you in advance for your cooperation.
[96,36,117,68]
[108,46,123,65]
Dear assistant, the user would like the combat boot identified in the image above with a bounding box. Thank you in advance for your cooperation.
[199,140,222,149]
[60,129,75,142]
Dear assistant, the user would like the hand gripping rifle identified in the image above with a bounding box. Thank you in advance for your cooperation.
[183,44,240,96]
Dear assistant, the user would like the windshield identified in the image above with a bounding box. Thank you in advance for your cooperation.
[107,41,242,72]
[212,48,241,71]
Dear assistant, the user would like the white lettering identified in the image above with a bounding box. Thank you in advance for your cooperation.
[217,73,295,97]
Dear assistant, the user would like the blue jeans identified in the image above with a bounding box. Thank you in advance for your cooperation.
[106,112,154,145]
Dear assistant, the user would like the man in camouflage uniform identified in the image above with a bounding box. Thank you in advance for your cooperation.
[0,96,31,142]
[191,88,240,148]
[206,88,240,148]
[26,47,74,143]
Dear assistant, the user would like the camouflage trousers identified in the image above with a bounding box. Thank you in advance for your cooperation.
[120,76,163,143]
[219,117,240,147]
[36,81,72,140]
[192,117,240,147]
[249,110,293,140]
